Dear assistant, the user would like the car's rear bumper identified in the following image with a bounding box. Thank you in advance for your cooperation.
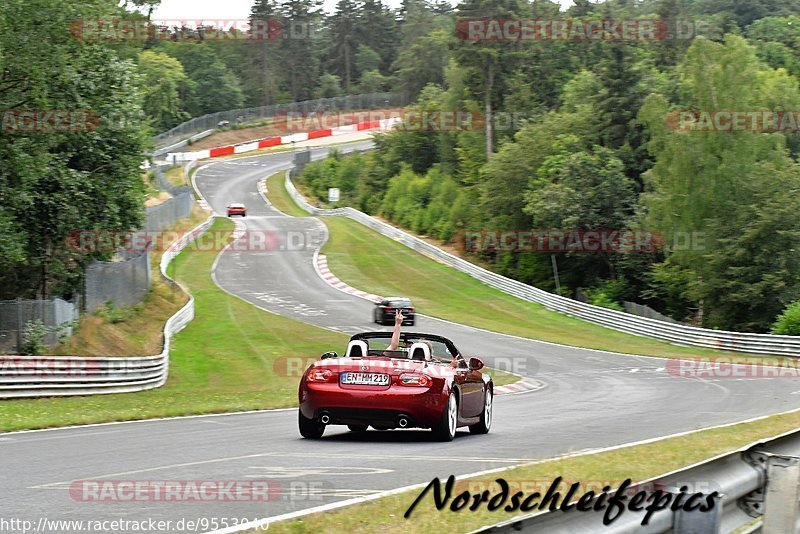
[299,382,446,428]
[380,312,415,323]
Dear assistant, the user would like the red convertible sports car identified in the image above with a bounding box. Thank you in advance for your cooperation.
[298,332,493,441]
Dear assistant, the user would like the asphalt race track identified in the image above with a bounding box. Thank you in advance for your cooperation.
[5,143,800,532]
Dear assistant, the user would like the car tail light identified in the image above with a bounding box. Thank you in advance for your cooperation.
[306,369,335,382]
[385,307,393,312]
[399,373,432,387]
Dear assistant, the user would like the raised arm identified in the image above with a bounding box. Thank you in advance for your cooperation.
[387,310,404,351]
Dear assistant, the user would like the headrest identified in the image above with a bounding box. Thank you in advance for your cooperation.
[409,342,431,362]
[345,340,368,358]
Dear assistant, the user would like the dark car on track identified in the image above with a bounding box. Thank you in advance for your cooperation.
[298,331,493,441]
[373,297,415,326]
[226,203,247,217]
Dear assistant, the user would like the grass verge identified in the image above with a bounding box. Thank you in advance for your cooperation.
[265,172,311,217]
[164,165,186,187]
[268,408,800,533]
[270,173,767,361]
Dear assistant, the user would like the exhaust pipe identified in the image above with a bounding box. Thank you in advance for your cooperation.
[397,417,409,428]
[320,413,331,424]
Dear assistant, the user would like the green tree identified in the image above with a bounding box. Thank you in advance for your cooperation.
[278,0,322,100]
[523,139,638,286]
[0,0,149,299]
[243,0,284,106]
[357,0,399,73]
[453,0,528,158]
[315,73,344,98]
[158,43,245,116]
[328,0,359,89]
[640,35,800,329]
[358,70,389,92]
[137,50,190,130]
[772,301,800,335]
[355,45,381,76]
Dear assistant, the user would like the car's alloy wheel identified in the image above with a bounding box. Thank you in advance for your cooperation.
[298,410,325,439]
[469,388,492,434]
[432,392,457,441]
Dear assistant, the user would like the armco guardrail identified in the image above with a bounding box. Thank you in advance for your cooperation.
[0,214,214,398]
[285,171,800,356]
[472,427,800,533]
[153,129,215,158]
[153,92,405,150]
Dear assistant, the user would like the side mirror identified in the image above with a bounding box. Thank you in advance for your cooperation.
[321,351,338,359]
[469,357,485,371]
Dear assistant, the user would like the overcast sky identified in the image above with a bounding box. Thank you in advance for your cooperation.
[152,0,575,18]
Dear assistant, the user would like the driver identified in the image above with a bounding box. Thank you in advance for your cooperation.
[386,310,460,367]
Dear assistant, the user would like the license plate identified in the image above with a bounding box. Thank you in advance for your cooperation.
[340,372,390,386]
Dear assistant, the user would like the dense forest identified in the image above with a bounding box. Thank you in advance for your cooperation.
[3,0,800,334]
[296,0,800,333]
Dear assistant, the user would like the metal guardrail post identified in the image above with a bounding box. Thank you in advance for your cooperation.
[673,493,723,534]
[15,297,22,354]
[762,455,800,533]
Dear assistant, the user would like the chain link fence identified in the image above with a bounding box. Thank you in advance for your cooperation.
[624,301,680,324]
[152,92,407,150]
[0,297,80,353]
[84,170,195,313]
[152,165,193,197]
[84,249,152,314]
[143,191,195,233]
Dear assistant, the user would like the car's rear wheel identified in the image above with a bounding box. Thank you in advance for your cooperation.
[347,424,368,432]
[432,392,458,441]
[469,388,492,434]
[298,410,325,439]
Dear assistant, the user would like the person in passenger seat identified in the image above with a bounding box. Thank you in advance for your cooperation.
[385,310,458,366]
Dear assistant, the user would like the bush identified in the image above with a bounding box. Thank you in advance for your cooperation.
[590,291,625,312]
[772,301,800,335]
[99,301,141,324]
[20,320,47,355]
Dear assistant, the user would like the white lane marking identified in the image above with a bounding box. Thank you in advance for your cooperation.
[0,408,297,438]
[245,466,393,478]
[30,452,279,489]
[263,452,539,463]
[289,488,380,498]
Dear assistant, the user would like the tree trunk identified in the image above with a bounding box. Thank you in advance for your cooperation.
[484,59,494,160]
[344,37,351,89]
